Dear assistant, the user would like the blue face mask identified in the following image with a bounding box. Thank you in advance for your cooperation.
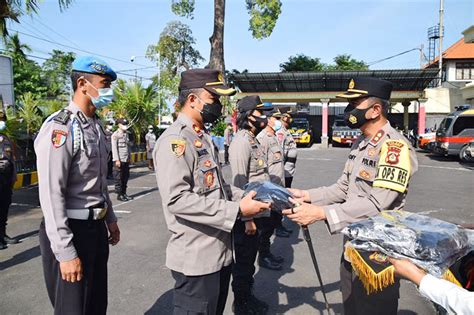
[0,121,5,131]
[272,119,282,132]
[86,80,114,108]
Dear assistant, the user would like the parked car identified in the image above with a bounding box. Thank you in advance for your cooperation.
[331,118,361,147]
[289,117,313,147]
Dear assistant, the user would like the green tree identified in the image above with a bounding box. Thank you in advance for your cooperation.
[4,33,46,98]
[107,80,160,144]
[325,54,368,71]
[280,54,325,72]
[1,0,73,36]
[17,92,43,158]
[42,50,76,98]
[171,0,282,73]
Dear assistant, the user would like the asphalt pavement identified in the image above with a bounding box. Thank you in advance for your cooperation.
[1,146,473,314]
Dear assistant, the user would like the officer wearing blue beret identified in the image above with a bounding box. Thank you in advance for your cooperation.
[35,56,119,314]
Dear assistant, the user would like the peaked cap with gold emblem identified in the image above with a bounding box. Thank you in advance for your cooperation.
[337,77,393,100]
[179,69,236,96]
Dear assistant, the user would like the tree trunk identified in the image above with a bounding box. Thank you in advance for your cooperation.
[207,0,225,74]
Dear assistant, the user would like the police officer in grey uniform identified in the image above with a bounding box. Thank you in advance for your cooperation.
[283,77,418,315]
[255,106,287,268]
[154,69,270,315]
[276,110,298,189]
[105,122,114,179]
[112,118,132,201]
[145,125,156,170]
[34,56,120,315]
[229,95,278,314]
[0,108,19,249]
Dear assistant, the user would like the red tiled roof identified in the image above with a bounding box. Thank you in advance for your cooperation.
[426,38,474,67]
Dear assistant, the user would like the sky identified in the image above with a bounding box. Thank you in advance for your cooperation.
[2,0,473,82]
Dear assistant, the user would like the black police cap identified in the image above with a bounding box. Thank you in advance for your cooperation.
[116,118,129,125]
[237,95,268,113]
[337,77,393,101]
[179,69,236,96]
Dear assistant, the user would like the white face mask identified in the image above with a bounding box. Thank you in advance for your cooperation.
[0,121,6,131]
[272,119,282,132]
[119,124,128,131]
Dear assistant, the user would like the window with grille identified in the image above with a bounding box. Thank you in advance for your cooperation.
[456,62,474,80]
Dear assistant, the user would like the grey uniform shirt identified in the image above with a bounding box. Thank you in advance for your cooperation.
[276,126,298,178]
[308,122,418,234]
[34,102,117,262]
[257,129,285,186]
[224,127,233,146]
[229,129,271,220]
[145,132,157,152]
[111,129,130,162]
[154,114,243,276]
[0,133,17,185]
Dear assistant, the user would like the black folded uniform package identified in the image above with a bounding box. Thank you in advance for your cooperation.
[243,181,293,214]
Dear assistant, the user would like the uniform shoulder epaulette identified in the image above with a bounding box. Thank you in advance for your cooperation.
[52,109,72,125]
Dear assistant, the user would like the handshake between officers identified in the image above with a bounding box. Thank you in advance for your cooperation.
[283,77,418,315]
[153,69,271,315]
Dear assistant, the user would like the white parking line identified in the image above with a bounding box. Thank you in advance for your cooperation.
[299,157,332,161]
[114,210,132,214]
[11,202,37,207]
[419,164,472,172]
[113,191,153,208]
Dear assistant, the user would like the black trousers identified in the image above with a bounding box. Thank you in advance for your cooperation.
[113,162,130,195]
[224,145,229,164]
[232,218,272,297]
[285,176,293,188]
[340,254,399,315]
[39,219,109,315]
[0,180,13,239]
[107,154,113,178]
[258,212,282,255]
[171,264,232,315]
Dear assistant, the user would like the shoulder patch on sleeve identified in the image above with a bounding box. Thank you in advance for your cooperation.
[52,109,72,125]
[51,129,68,148]
[373,139,411,193]
[170,139,186,157]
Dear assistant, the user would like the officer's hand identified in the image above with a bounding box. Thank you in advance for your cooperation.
[107,221,120,245]
[245,220,257,235]
[239,191,271,218]
[59,257,83,283]
[388,258,426,286]
[288,188,310,203]
[115,160,121,168]
[282,198,326,226]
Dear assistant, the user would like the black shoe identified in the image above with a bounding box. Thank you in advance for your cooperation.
[258,256,282,270]
[264,252,284,264]
[123,194,134,200]
[232,298,257,315]
[275,227,291,238]
[4,235,19,244]
[248,294,269,314]
[0,241,7,250]
[117,194,128,201]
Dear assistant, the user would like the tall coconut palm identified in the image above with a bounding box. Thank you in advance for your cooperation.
[1,0,73,37]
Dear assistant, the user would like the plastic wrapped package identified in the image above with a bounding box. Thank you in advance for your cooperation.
[243,181,293,214]
[342,210,474,278]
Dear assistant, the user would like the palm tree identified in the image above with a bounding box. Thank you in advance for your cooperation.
[4,33,31,62]
[1,0,73,36]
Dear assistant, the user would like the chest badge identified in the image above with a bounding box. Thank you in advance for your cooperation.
[194,139,203,148]
[193,124,203,138]
[359,170,371,180]
[204,160,212,168]
[51,130,68,148]
[258,159,264,167]
[368,148,377,157]
[170,139,186,157]
[204,171,215,188]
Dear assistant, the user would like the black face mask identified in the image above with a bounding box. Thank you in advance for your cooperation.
[343,103,374,129]
[250,115,268,133]
[199,100,223,125]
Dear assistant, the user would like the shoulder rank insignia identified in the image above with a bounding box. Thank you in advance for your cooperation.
[194,139,203,148]
[370,130,385,145]
[373,139,411,193]
[53,109,72,125]
[170,139,186,157]
[51,130,68,148]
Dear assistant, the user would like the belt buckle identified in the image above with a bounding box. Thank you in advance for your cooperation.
[96,208,107,220]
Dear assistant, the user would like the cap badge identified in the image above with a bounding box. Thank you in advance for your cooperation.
[349,114,357,124]
[91,61,107,74]
[349,79,355,89]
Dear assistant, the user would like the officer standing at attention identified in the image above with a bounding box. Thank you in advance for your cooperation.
[283,77,418,315]
[153,69,270,315]
[105,122,114,179]
[0,108,19,249]
[34,56,120,315]
[223,122,233,164]
[256,107,287,269]
[229,95,277,314]
[112,118,132,201]
[276,109,298,189]
[145,125,156,170]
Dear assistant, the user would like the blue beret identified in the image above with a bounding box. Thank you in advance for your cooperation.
[72,56,117,81]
